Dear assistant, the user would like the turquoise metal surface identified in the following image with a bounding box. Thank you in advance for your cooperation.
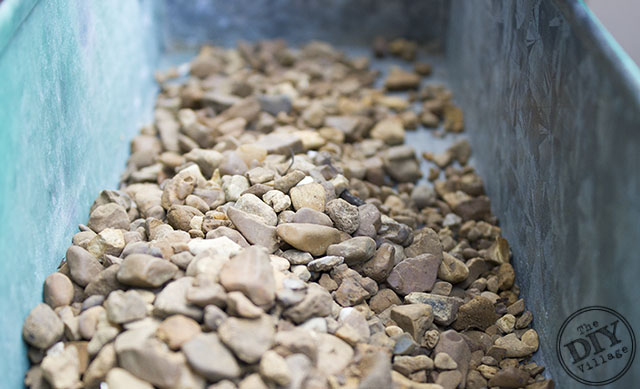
[0,1,158,387]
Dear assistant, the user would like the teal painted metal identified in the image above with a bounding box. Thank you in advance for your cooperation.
[0,0,158,387]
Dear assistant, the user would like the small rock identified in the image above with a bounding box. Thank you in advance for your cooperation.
[496,314,516,334]
[204,305,228,331]
[117,254,178,288]
[362,243,395,283]
[435,330,471,387]
[222,175,250,202]
[393,355,434,375]
[219,315,275,363]
[106,368,153,389]
[23,304,64,349]
[452,296,498,331]
[284,283,332,323]
[384,67,421,90]
[308,255,344,272]
[83,343,116,387]
[41,345,81,389]
[227,291,264,318]
[182,333,240,381]
[494,329,539,357]
[370,117,405,145]
[405,228,443,259]
[497,263,515,290]
[274,170,306,193]
[387,254,442,295]
[219,246,276,308]
[88,203,130,233]
[434,353,458,370]
[263,190,291,212]
[154,277,203,321]
[260,350,291,386]
[488,366,530,388]
[235,193,277,226]
[239,373,269,389]
[205,226,250,248]
[226,207,279,253]
[390,304,434,344]
[326,198,360,234]
[43,273,74,308]
[437,252,469,284]
[327,236,376,266]
[436,370,462,389]
[404,292,462,326]
[359,350,393,389]
[104,290,147,324]
[156,314,201,349]
[290,183,326,211]
[354,203,381,239]
[370,289,402,314]
[167,205,203,231]
[292,207,333,226]
[316,333,354,375]
[393,333,418,355]
[66,246,104,287]
[276,223,342,256]
[254,133,303,155]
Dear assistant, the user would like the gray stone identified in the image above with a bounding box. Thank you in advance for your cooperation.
[291,207,333,226]
[183,333,241,381]
[88,203,130,233]
[354,203,381,239]
[219,246,276,308]
[308,255,344,272]
[362,243,395,283]
[263,190,291,212]
[282,249,314,265]
[154,277,203,321]
[284,283,332,324]
[219,315,275,363]
[23,303,64,349]
[387,254,442,295]
[117,254,178,288]
[327,236,376,266]
[66,246,104,287]
[234,193,277,226]
[405,292,463,326]
[326,198,360,234]
[227,206,279,253]
[104,290,147,324]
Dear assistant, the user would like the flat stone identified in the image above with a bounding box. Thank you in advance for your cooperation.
[387,254,442,296]
[404,292,463,326]
[390,304,434,343]
[227,207,279,253]
[183,333,240,381]
[308,255,344,272]
[362,243,395,283]
[186,276,227,307]
[85,265,123,297]
[276,223,342,256]
[235,193,278,226]
[326,198,360,234]
[219,315,275,363]
[104,290,147,324]
[258,94,292,115]
[66,246,104,287]
[246,166,275,185]
[452,296,498,331]
[219,246,276,308]
[291,207,333,226]
[290,183,326,211]
[327,236,376,266]
[156,314,201,350]
[43,273,74,308]
[117,254,178,288]
[227,291,264,318]
[284,283,333,323]
[434,353,458,369]
[88,203,130,233]
[23,303,64,349]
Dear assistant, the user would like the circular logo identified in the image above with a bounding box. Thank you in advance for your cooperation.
[557,306,636,386]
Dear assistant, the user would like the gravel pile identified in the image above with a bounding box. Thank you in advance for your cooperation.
[23,39,553,389]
